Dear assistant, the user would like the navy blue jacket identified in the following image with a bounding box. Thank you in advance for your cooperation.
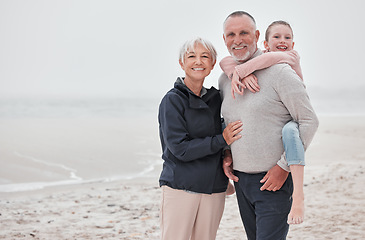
[158,78,228,194]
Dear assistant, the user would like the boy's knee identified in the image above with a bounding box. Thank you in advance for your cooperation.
[282,121,299,137]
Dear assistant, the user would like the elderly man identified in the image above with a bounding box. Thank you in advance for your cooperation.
[219,11,319,239]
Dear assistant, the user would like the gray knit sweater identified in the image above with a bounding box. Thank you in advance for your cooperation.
[219,49,319,173]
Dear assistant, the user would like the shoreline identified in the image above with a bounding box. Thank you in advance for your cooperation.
[1,161,364,239]
[0,162,161,193]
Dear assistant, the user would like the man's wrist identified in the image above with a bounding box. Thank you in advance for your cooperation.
[277,162,290,172]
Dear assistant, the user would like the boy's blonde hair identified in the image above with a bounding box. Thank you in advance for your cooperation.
[265,20,293,41]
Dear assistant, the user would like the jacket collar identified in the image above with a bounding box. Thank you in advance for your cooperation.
[174,77,218,109]
[175,77,207,96]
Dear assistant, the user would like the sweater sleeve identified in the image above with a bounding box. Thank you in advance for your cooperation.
[234,52,291,79]
[277,153,290,172]
[276,50,303,80]
[220,51,304,81]
[275,66,319,151]
[219,56,238,80]
[159,93,227,162]
[234,51,304,80]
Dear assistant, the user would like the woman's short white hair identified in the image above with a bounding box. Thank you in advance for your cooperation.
[179,37,217,64]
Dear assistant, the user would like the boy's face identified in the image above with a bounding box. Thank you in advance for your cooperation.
[264,24,294,52]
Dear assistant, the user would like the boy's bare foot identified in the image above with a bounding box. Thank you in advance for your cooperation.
[287,198,304,224]
[226,181,235,195]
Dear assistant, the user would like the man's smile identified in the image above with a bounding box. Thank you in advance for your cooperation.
[232,45,247,51]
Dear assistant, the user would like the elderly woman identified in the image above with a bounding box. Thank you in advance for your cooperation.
[158,37,243,240]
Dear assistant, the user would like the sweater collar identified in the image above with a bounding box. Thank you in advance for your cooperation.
[250,48,263,60]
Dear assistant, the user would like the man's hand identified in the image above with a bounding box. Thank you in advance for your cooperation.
[260,164,289,191]
[223,151,239,182]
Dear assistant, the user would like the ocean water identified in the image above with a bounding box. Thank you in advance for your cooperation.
[0,97,160,119]
[0,97,163,192]
[0,89,364,193]
[307,86,365,116]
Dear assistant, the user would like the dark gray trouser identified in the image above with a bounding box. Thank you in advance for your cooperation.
[234,171,293,240]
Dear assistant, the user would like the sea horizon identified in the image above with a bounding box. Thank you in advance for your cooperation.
[1,90,364,193]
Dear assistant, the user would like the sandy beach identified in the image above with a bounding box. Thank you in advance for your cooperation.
[1,115,365,239]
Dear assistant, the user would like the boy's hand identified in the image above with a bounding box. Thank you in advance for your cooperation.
[286,50,300,66]
[242,74,260,93]
[231,70,245,99]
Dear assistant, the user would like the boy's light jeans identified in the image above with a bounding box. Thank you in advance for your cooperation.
[282,121,305,166]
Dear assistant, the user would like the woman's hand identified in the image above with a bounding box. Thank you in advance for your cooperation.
[223,120,243,145]
[223,150,239,182]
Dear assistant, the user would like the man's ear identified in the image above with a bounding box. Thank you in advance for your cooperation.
[255,30,260,43]
[292,42,295,49]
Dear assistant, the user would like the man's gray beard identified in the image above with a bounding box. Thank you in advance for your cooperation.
[232,50,252,63]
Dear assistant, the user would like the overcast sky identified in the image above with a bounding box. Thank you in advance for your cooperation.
[1,0,364,99]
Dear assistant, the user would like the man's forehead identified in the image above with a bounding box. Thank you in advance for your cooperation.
[224,15,256,32]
